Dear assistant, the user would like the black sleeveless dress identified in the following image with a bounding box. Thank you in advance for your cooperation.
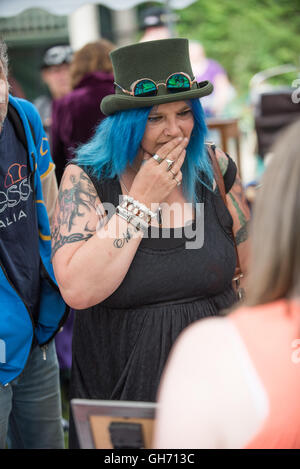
[69,155,238,447]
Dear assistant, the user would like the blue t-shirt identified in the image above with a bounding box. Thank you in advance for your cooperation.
[0,117,40,323]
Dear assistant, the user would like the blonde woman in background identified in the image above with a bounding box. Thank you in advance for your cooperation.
[154,119,300,449]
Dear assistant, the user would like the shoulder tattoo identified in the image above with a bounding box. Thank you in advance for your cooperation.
[51,168,98,256]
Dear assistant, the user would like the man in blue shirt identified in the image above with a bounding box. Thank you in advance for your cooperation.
[0,38,67,449]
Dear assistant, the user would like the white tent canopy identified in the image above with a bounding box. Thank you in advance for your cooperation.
[0,0,196,17]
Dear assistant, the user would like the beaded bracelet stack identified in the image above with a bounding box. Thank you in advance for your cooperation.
[116,195,157,233]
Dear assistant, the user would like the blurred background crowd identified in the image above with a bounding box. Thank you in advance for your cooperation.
[1,0,300,188]
[1,0,299,191]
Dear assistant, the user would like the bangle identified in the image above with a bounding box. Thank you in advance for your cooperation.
[116,206,149,233]
[120,195,157,223]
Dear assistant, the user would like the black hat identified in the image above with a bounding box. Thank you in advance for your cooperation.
[41,45,73,69]
[139,6,178,30]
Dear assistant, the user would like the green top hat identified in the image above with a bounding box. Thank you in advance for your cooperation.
[100,38,213,116]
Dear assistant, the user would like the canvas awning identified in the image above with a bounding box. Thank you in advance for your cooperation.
[0,0,196,17]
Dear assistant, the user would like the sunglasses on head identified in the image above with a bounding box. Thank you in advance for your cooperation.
[114,72,197,98]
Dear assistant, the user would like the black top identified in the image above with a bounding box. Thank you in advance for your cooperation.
[69,155,237,447]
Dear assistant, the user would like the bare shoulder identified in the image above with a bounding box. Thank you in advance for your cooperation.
[155,315,268,449]
[166,317,234,366]
[59,163,98,196]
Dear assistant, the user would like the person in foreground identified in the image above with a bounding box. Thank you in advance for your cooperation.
[153,119,300,449]
[0,38,67,449]
[51,38,250,448]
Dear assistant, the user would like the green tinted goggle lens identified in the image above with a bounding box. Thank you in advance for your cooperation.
[166,74,191,93]
[134,79,157,97]
[133,74,192,97]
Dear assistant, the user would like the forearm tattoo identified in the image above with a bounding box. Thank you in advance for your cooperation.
[51,231,93,258]
[51,169,98,256]
[113,228,133,249]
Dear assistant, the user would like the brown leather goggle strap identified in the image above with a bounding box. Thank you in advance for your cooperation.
[206,143,242,280]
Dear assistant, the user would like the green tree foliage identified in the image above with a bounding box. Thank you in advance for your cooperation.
[175,0,300,94]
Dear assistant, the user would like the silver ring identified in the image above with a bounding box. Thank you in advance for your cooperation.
[174,177,181,186]
[165,159,175,171]
[152,153,163,164]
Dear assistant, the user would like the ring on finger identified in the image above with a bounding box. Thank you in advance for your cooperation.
[165,158,175,171]
[174,177,181,186]
[152,153,164,164]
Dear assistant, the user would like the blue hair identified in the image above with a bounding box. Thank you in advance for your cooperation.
[183,99,213,201]
[74,107,152,178]
[74,98,213,203]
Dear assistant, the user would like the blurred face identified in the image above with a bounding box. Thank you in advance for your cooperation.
[42,63,71,99]
[140,100,194,157]
[0,60,8,132]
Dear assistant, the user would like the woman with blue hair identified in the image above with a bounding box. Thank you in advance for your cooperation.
[51,38,250,448]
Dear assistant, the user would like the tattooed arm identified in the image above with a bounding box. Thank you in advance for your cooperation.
[226,170,251,283]
[215,149,251,283]
[51,164,144,309]
[51,166,98,258]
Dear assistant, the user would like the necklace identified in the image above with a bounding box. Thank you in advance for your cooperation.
[120,174,163,227]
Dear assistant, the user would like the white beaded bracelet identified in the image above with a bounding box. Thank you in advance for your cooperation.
[116,205,149,233]
[121,195,157,222]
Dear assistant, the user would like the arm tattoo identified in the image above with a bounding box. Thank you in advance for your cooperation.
[231,177,244,203]
[218,155,229,176]
[51,169,98,256]
[235,221,249,245]
[113,228,133,249]
[56,170,98,232]
[51,230,93,258]
[229,192,247,227]
[228,176,250,227]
